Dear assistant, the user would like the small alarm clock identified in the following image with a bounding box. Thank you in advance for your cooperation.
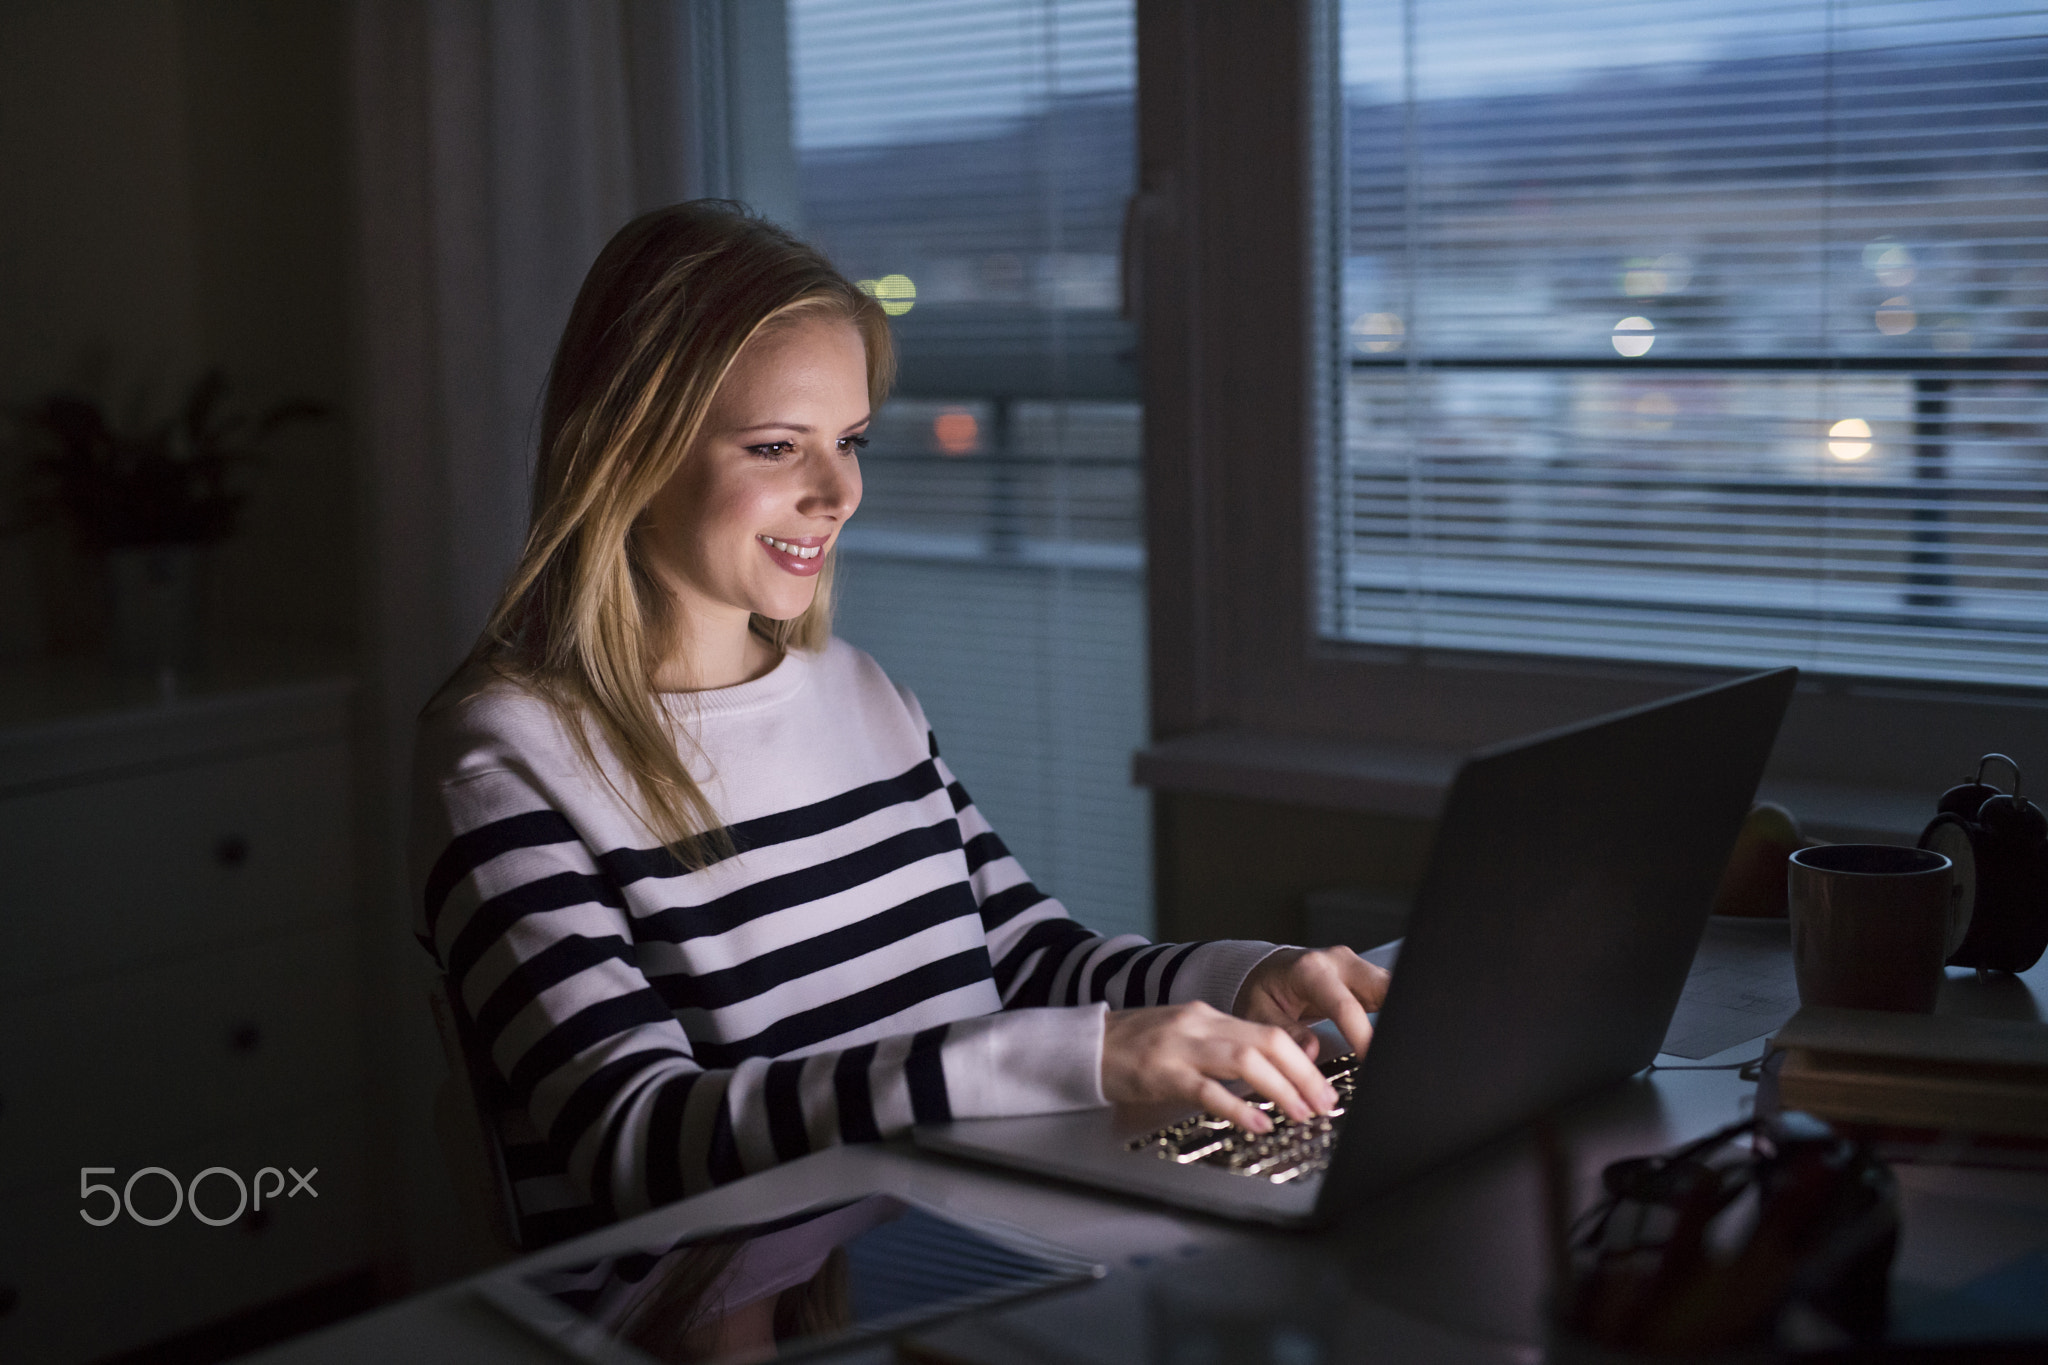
[1917,753,2048,974]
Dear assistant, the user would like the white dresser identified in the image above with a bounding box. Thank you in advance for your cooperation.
[0,669,372,1364]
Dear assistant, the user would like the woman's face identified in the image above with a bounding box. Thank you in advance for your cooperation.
[643,314,868,633]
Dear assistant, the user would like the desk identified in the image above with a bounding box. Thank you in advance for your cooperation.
[241,953,2048,1365]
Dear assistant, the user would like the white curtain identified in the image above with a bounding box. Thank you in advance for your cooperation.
[347,0,739,1289]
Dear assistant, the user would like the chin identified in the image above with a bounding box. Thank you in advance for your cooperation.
[751,591,820,625]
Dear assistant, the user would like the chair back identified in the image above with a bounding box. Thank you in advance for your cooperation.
[427,977,524,1253]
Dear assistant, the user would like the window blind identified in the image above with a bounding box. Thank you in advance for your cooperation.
[1331,0,2048,686]
[786,0,1150,935]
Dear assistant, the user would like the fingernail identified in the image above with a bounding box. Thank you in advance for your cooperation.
[1252,1114,1273,1134]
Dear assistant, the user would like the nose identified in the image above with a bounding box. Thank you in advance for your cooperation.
[797,443,861,521]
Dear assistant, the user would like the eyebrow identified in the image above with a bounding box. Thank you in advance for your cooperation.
[730,416,872,436]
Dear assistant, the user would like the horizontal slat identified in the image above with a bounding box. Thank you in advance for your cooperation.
[1331,0,2048,683]
[791,0,1150,934]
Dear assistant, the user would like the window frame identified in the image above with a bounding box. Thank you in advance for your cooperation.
[1132,0,2048,818]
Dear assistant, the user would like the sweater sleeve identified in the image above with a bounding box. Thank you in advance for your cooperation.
[416,763,1109,1220]
[934,739,1280,1015]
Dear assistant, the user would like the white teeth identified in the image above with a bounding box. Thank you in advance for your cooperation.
[760,535,822,559]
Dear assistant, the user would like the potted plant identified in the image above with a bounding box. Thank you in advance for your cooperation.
[7,370,328,676]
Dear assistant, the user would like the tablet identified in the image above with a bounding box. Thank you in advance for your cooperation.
[476,1194,1104,1364]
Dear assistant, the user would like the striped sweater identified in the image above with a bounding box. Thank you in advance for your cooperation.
[412,638,1276,1244]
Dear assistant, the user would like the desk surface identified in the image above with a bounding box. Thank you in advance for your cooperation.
[245,956,2048,1365]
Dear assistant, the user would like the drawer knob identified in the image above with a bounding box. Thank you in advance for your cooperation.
[229,1022,262,1054]
[215,835,251,867]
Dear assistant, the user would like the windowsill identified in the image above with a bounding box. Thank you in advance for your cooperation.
[1131,728,1459,821]
[1132,727,1933,844]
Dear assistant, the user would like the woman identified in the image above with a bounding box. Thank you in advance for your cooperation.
[414,202,1389,1244]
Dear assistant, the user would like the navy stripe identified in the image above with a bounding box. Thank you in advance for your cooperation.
[445,870,627,987]
[1084,943,1147,1006]
[706,1090,745,1185]
[1121,944,1176,1008]
[544,1047,686,1154]
[472,934,637,1049]
[635,820,965,945]
[643,1071,700,1208]
[425,808,580,929]
[1155,942,1204,1002]
[945,782,971,813]
[691,949,995,1067]
[587,1075,649,1224]
[597,759,948,884]
[992,917,1095,1001]
[506,989,675,1104]
[1011,923,1101,1008]
[928,729,941,757]
[764,1059,811,1163]
[905,1025,953,1124]
[978,881,1049,932]
[649,883,981,1013]
[834,1043,882,1143]
[962,830,1009,875]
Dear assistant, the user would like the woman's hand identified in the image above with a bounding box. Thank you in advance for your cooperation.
[1101,1002,1339,1134]
[1232,946,1391,1059]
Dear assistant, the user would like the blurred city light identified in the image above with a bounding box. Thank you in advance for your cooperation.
[932,408,979,455]
[1875,296,1916,335]
[1827,417,1873,461]
[1933,319,1972,353]
[1621,252,1692,297]
[1633,390,1677,432]
[857,273,918,316]
[1352,311,1405,352]
[1863,240,1916,288]
[1611,316,1655,357]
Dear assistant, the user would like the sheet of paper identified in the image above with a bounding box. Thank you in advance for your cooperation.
[1658,917,1799,1060]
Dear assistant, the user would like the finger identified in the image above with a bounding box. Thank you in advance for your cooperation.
[1330,1002,1375,1059]
[1231,1039,1322,1122]
[1256,1025,1339,1111]
[1296,955,1380,1058]
[1341,953,1393,1011]
[1320,988,1376,1059]
[1197,1077,1270,1135]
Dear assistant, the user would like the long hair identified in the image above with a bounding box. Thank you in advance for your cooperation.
[466,201,894,864]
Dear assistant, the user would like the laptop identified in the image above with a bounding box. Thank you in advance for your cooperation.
[914,667,1798,1228]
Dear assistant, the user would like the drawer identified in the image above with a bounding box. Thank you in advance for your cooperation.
[0,742,351,987]
[0,1098,370,1365]
[0,923,364,1191]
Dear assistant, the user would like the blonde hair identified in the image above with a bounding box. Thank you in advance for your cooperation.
[468,201,895,864]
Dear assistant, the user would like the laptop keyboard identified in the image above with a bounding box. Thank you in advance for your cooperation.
[1124,1053,1359,1184]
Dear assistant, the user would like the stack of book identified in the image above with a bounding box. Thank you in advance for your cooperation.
[1767,1007,2048,1163]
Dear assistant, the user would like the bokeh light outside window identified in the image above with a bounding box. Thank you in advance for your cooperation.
[1333,0,2048,685]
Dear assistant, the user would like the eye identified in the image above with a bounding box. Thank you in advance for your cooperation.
[746,441,794,460]
[838,433,870,455]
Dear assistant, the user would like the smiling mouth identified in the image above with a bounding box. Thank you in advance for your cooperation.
[756,534,824,560]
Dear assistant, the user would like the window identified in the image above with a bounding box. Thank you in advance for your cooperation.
[1330,1,2048,687]
[785,0,1151,935]
[1133,3,2048,818]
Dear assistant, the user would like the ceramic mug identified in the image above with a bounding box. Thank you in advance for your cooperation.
[1788,844,1963,1013]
